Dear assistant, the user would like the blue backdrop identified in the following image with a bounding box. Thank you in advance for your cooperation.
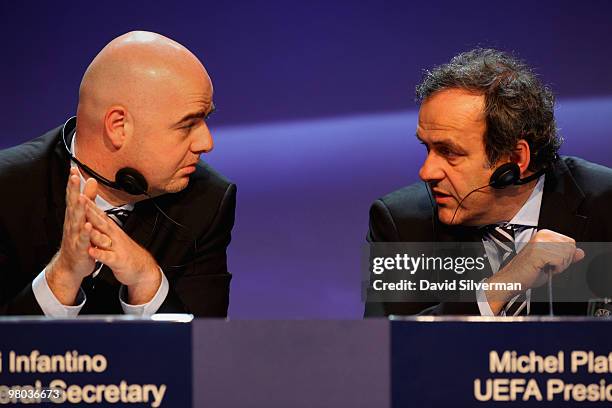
[1,1,611,317]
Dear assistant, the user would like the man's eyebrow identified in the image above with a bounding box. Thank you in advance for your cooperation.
[415,134,466,152]
[173,102,216,127]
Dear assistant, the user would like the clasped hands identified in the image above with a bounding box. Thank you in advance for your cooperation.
[47,168,160,306]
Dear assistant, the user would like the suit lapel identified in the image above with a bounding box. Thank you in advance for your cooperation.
[122,200,158,249]
[435,219,492,282]
[436,222,480,243]
[532,158,588,311]
[538,158,588,240]
[45,124,73,248]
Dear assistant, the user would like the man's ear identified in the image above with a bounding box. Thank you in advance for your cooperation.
[510,139,531,175]
[103,106,131,149]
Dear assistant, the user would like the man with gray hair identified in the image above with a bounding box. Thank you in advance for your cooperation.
[0,31,236,317]
[365,48,612,317]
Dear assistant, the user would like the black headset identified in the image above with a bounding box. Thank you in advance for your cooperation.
[424,155,557,315]
[61,116,198,270]
[61,116,149,196]
[425,156,556,227]
[488,161,548,189]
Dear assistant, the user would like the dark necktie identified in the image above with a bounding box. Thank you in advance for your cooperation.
[484,224,529,316]
[105,207,132,227]
[90,206,133,279]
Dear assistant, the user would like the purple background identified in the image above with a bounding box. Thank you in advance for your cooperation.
[1,1,612,317]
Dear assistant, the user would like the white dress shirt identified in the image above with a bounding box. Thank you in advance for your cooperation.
[476,175,545,316]
[32,133,169,317]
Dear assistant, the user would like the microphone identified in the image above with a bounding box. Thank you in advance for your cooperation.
[60,116,193,235]
[61,116,149,196]
[542,264,554,316]
[446,162,548,225]
[426,158,555,316]
[60,116,202,277]
[449,182,491,225]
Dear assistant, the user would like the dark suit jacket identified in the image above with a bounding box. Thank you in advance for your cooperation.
[0,121,236,317]
[365,156,612,316]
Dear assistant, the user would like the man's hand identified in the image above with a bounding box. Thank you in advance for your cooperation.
[84,199,161,305]
[46,168,98,305]
[485,229,585,314]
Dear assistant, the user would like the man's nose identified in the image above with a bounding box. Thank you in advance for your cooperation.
[191,121,214,154]
[418,153,445,182]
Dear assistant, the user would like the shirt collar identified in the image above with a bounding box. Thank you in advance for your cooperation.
[70,133,134,212]
[508,175,545,227]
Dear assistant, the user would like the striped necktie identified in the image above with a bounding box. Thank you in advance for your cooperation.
[484,224,529,316]
[90,207,133,278]
[105,207,132,227]
[485,224,516,269]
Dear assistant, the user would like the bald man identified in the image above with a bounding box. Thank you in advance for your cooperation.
[0,32,236,317]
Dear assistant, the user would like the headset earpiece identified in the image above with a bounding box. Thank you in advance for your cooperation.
[489,162,521,189]
[62,116,149,196]
[115,167,148,196]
